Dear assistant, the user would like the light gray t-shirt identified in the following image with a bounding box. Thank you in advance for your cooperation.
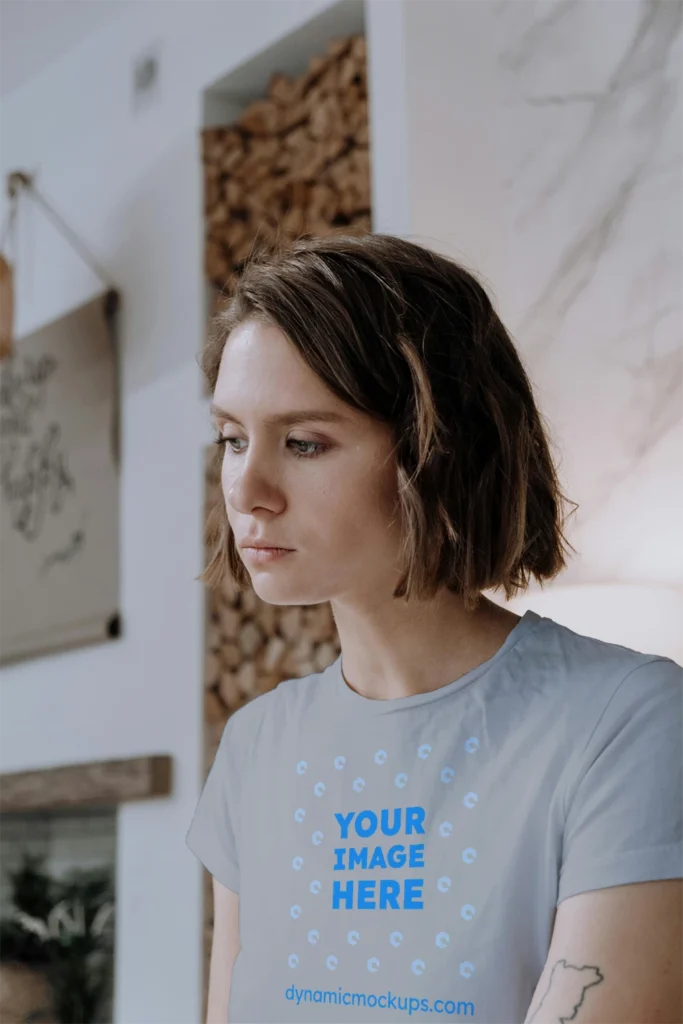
[186,609,683,1024]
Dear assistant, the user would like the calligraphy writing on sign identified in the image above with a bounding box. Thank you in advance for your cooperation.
[0,353,75,542]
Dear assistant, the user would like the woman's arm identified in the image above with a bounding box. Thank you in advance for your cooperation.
[523,880,682,1023]
[206,877,240,1024]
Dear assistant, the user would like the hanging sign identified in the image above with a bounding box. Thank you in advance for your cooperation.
[0,290,121,663]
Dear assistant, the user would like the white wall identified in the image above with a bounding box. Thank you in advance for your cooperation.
[360,0,680,664]
[364,1,508,292]
[0,4,341,1021]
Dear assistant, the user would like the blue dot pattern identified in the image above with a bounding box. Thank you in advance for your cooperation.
[286,737,482,983]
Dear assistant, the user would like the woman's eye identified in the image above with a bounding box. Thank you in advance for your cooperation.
[212,436,329,460]
[289,440,329,459]
[213,436,245,452]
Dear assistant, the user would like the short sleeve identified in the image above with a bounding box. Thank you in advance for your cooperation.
[186,713,241,894]
[557,656,683,906]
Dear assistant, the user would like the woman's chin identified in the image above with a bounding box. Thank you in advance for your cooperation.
[249,575,327,608]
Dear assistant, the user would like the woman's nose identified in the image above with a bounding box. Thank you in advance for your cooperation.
[226,461,284,515]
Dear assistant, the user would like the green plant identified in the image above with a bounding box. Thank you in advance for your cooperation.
[0,851,115,1023]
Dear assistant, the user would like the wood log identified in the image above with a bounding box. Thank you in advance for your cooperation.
[355,122,369,147]
[219,641,242,670]
[236,659,257,697]
[279,606,303,641]
[222,178,244,206]
[308,183,339,222]
[346,97,369,136]
[203,128,243,163]
[218,604,240,639]
[239,136,281,179]
[205,688,226,723]
[202,129,229,164]
[218,672,240,711]
[207,202,230,228]
[231,233,258,265]
[302,604,336,643]
[240,587,259,615]
[258,602,278,635]
[239,620,264,658]
[204,239,229,282]
[219,572,241,606]
[251,216,281,247]
[280,99,309,133]
[204,178,222,214]
[281,205,305,235]
[238,99,282,135]
[268,71,300,107]
[220,143,247,175]
[309,62,340,103]
[204,651,220,687]
[339,53,360,91]
[261,635,287,673]
[299,54,331,96]
[351,35,367,63]
[314,640,339,672]
[223,218,251,252]
[206,622,221,651]
[309,95,344,141]
[325,36,353,62]
[347,212,372,234]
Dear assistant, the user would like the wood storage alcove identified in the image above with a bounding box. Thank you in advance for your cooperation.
[198,23,370,1015]
[200,24,370,728]
[203,32,371,311]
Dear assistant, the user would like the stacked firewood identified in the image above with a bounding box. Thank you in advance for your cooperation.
[198,36,367,1010]
[202,34,371,297]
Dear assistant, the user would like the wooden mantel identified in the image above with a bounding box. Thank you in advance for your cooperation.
[0,755,172,814]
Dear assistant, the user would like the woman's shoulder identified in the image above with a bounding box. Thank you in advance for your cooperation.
[520,613,682,744]
[525,611,680,681]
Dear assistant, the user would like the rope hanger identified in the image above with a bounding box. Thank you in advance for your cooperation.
[1,171,117,292]
[0,171,119,359]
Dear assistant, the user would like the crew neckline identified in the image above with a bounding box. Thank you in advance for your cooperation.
[327,609,543,715]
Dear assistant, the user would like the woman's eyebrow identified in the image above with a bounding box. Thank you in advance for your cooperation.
[209,404,351,428]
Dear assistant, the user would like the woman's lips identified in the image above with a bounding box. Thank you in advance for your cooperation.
[243,547,294,563]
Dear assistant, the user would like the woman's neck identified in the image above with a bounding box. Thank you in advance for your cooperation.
[330,590,521,702]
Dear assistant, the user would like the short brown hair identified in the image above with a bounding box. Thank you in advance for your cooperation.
[199,232,577,610]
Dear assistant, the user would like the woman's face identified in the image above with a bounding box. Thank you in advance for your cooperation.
[211,318,403,607]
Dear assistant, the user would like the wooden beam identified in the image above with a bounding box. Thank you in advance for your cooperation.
[0,755,172,813]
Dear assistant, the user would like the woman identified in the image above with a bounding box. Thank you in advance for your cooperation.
[186,234,682,1024]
